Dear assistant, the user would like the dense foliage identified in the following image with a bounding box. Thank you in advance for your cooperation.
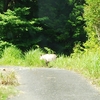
[84,0,100,49]
[1,1,100,98]
[0,0,87,54]
[0,8,43,51]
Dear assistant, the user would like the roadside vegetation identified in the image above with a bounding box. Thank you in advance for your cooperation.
[0,45,100,98]
[0,45,100,88]
[0,68,19,100]
[0,0,100,99]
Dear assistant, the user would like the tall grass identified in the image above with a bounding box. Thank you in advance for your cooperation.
[0,46,100,86]
[24,48,45,67]
[49,55,68,68]
[68,49,100,86]
[0,46,46,67]
[51,50,100,86]
[0,46,24,66]
[50,48,100,86]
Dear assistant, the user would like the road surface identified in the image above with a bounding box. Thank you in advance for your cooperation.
[2,67,100,100]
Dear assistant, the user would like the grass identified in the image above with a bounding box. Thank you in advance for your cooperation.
[0,85,18,100]
[0,68,19,100]
[0,46,24,66]
[0,46,100,98]
[24,48,45,67]
[54,49,100,86]
[0,69,19,85]
[0,46,100,83]
[47,48,100,87]
[69,49,100,86]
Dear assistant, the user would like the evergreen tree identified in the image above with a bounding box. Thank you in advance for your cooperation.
[1,0,87,54]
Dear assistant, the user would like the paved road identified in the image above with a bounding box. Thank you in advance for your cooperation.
[3,67,100,100]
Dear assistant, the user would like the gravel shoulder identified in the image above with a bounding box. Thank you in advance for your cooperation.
[0,66,100,100]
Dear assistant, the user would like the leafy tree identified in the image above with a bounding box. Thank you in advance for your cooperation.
[3,0,38,18]
[0,1,3,13]
[84,0,100,48]
[1,0,87,54]
[38,0,86,54]
[0,8,43,51]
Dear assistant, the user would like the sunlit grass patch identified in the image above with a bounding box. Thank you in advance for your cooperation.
[49,49,100,87]
[61,49,100,87]
[49,55,68,68]
[24,48,45,67]
[0,46,24,66]
[71,50,100,78]
[0,85,18,100]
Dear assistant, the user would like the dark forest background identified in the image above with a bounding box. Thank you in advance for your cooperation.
[0,0,88,54]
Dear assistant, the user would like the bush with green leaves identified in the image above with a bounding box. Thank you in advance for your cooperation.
[1,0,87,55]
[0,7,43,50]
[38,0,86,54]
[84,0,100,49]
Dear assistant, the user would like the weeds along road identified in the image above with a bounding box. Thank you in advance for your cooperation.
[1,67,100,100]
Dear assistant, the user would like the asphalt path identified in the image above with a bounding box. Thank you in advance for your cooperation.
[1,67,100,100]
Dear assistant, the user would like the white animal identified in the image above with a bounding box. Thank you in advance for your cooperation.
[40,54,57,66]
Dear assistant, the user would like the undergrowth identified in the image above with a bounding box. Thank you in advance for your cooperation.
[24,48,45,67]
[0,46,24,66]
[0,45,100,98]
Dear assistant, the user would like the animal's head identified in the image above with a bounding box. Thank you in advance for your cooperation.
[40,54,43,60]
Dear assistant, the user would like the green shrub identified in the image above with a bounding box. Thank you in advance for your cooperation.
[0,46,23,66]
[0,41,14,58]
[24,48,45,67]
[84,0,100,49]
